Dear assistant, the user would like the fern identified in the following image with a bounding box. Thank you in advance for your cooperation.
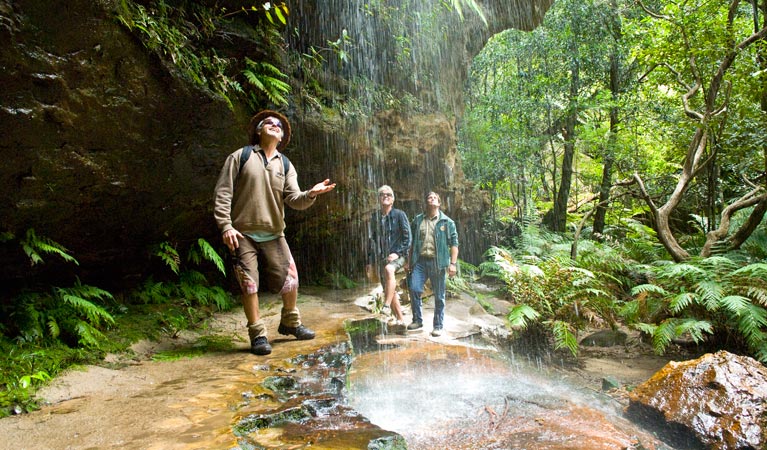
[188,238,226,275]
[243,59,291,106]
[675,319,713,343]
[631,283,669,296]
[737,303,767,356]
[669,292,696,313]
[549,320,578,357]
[694,280,723,310]
[507,304,540,328]
[155,241,181,275]
[624,255,767,361]
[20,229,78,266]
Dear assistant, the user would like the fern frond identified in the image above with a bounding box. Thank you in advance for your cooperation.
[673,318,712,343]
[699,256,738,272]
[549,320,578,357]
[155,241,180,274]
[21,229,79,266]
[630,283,668,297]
[56,290,115,326]
[669,292,697,313]
[736,303,767,358]
[207,286,233,310]
[194,238,226,275]
[650,320,676,354]
[46,318,60,339]
[694,280,723,310]
[742,286,767,306]
[634,322,657,336]
[720,295,751,315]
[507,304,540,329]
[73,321,107,348]
[136,278,171,304]
[618,300,641,322]
[180,269,207,286]
[654,263,708,282]
[730,263,767,279]
[243,59,291,106]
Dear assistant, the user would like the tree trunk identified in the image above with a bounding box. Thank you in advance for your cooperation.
[544,59,580,232]
[633,4,767,261]
[728,196,767,250]
[593,1,622,238]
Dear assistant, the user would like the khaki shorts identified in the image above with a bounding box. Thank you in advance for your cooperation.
[233,236,298,295]
[377,255,407,282]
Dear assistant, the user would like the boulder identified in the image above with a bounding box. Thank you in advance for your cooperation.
[626,350,767,449]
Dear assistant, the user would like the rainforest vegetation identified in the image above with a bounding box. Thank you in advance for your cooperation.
[2,0,766,418]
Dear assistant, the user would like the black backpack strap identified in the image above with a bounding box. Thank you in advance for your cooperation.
[239,145,253,174]
[281,154,291,176]
[236,146,291,186]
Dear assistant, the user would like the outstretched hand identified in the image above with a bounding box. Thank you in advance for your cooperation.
[309,179,336,198]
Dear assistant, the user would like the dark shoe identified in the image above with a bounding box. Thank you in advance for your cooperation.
[278,323,316,340]
[407,322,423,331]
[250,336,272,355]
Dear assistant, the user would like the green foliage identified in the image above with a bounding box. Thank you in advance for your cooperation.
[17,229,78,266]
[2,230,115,349]
[243,58,291,106]
[188,238,226,276]
[137,238,233,313]
[507,304,541,329]
[0,341,79,417]
[10,280,115,349]
[621,257,767,361]
[116,0,291,110]
[482,224,626,355]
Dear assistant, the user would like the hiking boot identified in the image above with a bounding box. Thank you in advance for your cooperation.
[250,336,272,355]
[407,321,423,331]
[431,328,443,337]
[278,323,316,340]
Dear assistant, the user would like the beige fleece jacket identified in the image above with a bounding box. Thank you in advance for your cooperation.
[213,146,315,235]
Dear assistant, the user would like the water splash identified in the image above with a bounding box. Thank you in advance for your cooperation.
[347,336,676,449]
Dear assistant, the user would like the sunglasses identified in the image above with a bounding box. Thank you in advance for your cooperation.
[379,193,393,198]
[260,118,283,129]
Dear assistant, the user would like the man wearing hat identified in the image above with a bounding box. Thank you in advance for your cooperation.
[214,110,336,355]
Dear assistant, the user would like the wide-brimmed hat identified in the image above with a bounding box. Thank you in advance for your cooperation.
[247,109,291,150]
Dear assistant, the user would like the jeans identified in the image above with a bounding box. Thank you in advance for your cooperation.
[409,258,446,330]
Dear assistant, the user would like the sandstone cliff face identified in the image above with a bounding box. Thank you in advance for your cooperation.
[0,0,552,287]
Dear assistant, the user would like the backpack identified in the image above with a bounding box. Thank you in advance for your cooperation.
[238,145,290,177]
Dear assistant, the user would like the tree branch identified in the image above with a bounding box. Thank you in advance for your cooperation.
[701,188,767,256]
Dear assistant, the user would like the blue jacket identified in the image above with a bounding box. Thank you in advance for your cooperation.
[368,208,411,264]
[410,210,459,270]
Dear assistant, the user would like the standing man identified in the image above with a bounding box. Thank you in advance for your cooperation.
[366,185,411,325]
[214,110,336,355]
[407,191,459,337]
